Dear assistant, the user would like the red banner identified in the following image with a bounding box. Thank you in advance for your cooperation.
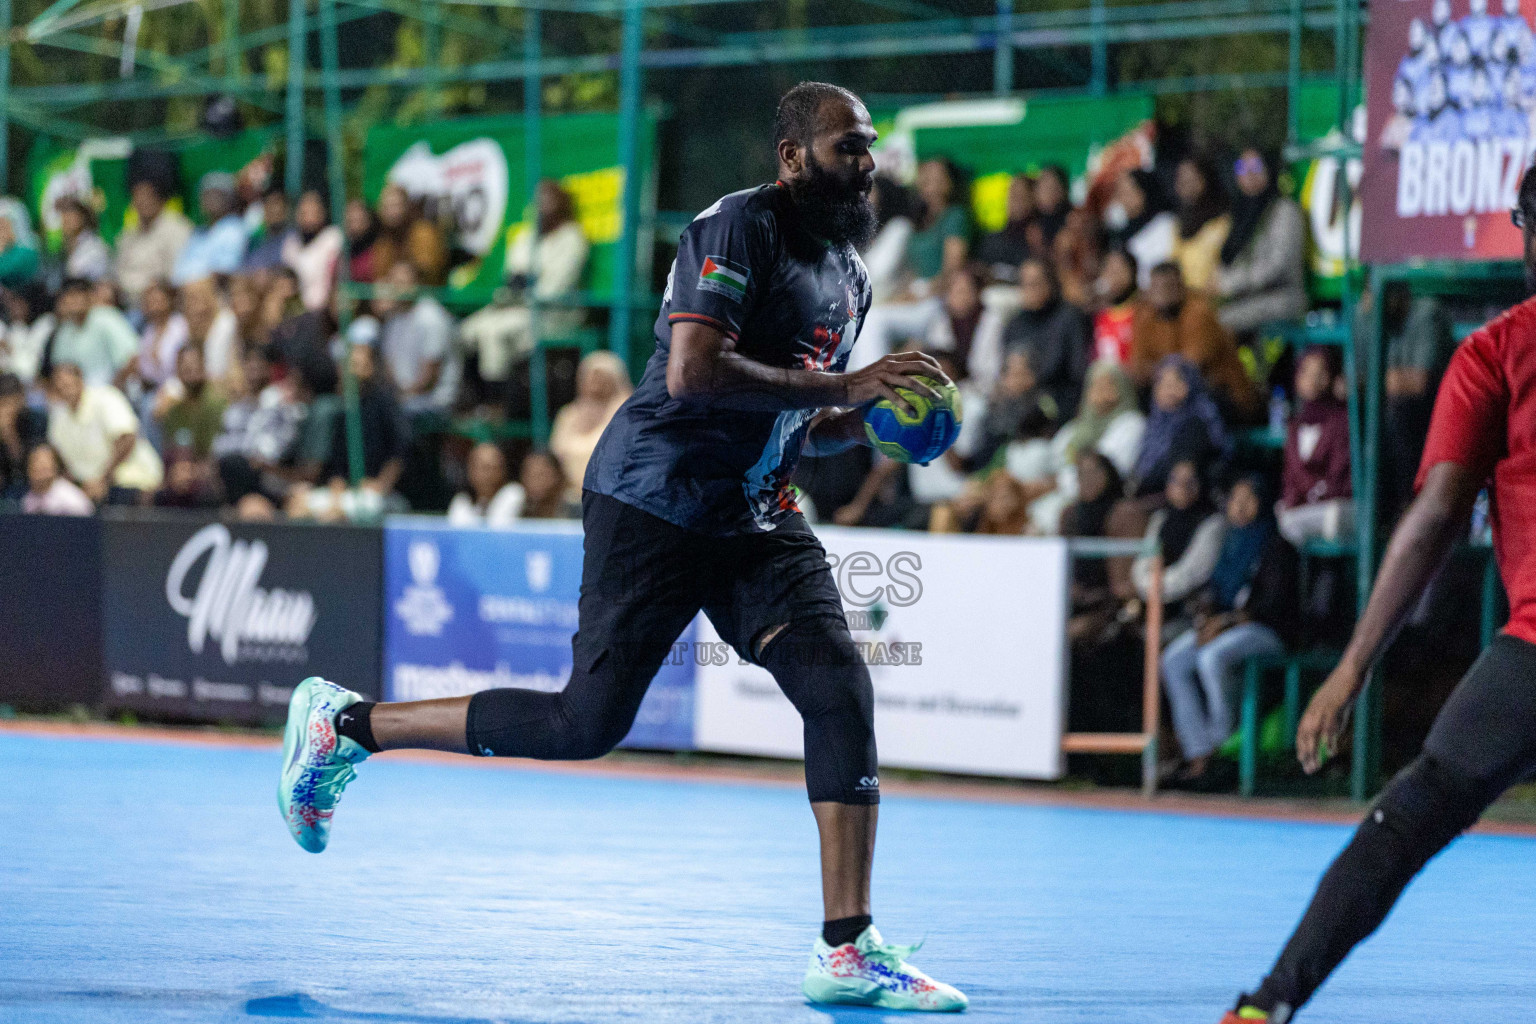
[1362,0,1536,261]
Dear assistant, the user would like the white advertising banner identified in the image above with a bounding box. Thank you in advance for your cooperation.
[692,529,1069,780]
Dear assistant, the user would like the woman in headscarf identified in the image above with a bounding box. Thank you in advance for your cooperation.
[1129,458,1226,622]
[1014,359,1145,534]
[1168,155,1230,293]
[55,196,110,283]
[1213,148,1308,335]
[282,189,344,312]
[1000,255,1091,417]
[0,198,41,289]
[1107,169,1176,289]
[1159,474,1299,788]
[549,350,633,500]
[1130,355,1230,498]
[344,198,380,284]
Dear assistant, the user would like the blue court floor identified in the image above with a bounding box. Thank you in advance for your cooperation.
[3,731,1533,1023]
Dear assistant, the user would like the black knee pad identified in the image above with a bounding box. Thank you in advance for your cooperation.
[758,616,878,805]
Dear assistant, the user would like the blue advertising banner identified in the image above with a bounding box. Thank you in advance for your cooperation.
[382,518,695,751]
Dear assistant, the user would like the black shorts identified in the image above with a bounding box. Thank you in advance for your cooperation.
[574,489,847,674]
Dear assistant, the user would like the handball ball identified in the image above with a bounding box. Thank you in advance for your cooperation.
[863,376,963,465]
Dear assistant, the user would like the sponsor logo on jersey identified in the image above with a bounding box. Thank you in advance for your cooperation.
[698,255,750,301]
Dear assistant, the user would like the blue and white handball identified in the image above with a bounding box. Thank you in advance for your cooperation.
[863,375,963,465]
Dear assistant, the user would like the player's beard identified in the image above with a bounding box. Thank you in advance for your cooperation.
[787,153,877,249]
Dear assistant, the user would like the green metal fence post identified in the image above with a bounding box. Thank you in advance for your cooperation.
[1090,0,1108,95]
[285,0,306,200]
[423,0,441,118]
[1351,265,1383,802]
[525,7,546,444]
[1287,0,1302,143]
[0,0,12,194]
[608,0,644,369]
[321,0,363,487]
[993,0,1013,96]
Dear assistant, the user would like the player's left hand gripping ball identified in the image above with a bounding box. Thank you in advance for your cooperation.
[863,375,963,465]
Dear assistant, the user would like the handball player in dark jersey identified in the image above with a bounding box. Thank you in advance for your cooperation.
[277,82,967,1012]
[1222,167,1536,1022]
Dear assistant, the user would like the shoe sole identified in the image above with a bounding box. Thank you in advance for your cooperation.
[802,974,967,1012]
[278,677,330,854]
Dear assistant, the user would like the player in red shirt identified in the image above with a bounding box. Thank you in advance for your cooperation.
[1221,167,1536,1024]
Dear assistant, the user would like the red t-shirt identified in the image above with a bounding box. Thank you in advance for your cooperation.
[1093,303,1135,364]
[1417,296,1534,641]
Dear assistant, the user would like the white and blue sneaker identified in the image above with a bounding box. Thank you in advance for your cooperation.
[802,925,968,1011]
[278,677,370,853]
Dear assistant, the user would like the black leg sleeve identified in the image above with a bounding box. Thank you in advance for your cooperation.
[758,616,879,805]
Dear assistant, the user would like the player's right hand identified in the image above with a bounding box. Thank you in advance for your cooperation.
[1296,665,1360,775]
[843,352,951,417]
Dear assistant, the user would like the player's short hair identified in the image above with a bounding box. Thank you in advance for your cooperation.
[773,81,862,152]
[1520,164,1536,223]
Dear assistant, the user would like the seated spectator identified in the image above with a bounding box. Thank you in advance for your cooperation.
[241,187,294,273]
[1052,207,1102,310]
[1092,249,1139,364]
[373,183,448,286]
[518,449,581,520]
[975,174,1036,283]
[1107,169,1176,288]
[228,274,267,354]
[923,266,985,375]
[447,441,524,527]
[863,176,920,301]
[0,280,55,384]
[152,447,221,510]
[180,276,241,391]
[1130,262,1260,422]
[115,176,193,304]
[959,346,1059,473]
[1358,279,1456,520]
[376,261,457,414]
[0,371,45,497]
[1000,256,1090,417]
[1169,155,1230,293]
[172,173,248,285]
[549,350,632,498]
[55,196,111,283]
[1129,356,1229,498]
[1129,458,1226,620]
[1029,164,1074,251]
[1213,149,1308,334]
[213,346,308,505]
[0,198,40,289]
[321,341,409,498]
[1278,346,1353,545]
[154,346,227,460]
[134,280,187,397]
[972,470,1032,535]
[908,158,970,284]
[1159,474,1298,788]
[21,441,94,516]
[1061,451,1126,640]
[344,198,380,283]
[282,190,343,311]
[46,361,163,503]
[1014,360,1145,534]
[46,277,138,388]
[460,180,590,408]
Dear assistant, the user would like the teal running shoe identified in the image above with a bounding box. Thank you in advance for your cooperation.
[802,925,968,1012]
[278,677,370,853]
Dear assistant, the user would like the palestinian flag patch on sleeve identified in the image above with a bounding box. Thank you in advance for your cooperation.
[698,255,750,302]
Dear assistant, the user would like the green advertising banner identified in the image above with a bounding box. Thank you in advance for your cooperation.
[27,127,282,254]
[361,111,657,303]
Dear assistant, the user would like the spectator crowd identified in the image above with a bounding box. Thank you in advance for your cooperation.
[0,142,1469,790]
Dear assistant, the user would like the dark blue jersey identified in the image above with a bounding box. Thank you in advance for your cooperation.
[585,183,871,535]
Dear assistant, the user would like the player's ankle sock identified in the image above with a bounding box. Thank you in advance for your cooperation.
[822,914,872,947]
[334,701,381,753]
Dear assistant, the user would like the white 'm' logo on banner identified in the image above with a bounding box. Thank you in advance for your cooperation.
[164,524,318,665]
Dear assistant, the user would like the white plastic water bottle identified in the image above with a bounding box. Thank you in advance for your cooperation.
[1268,387,1288,440]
